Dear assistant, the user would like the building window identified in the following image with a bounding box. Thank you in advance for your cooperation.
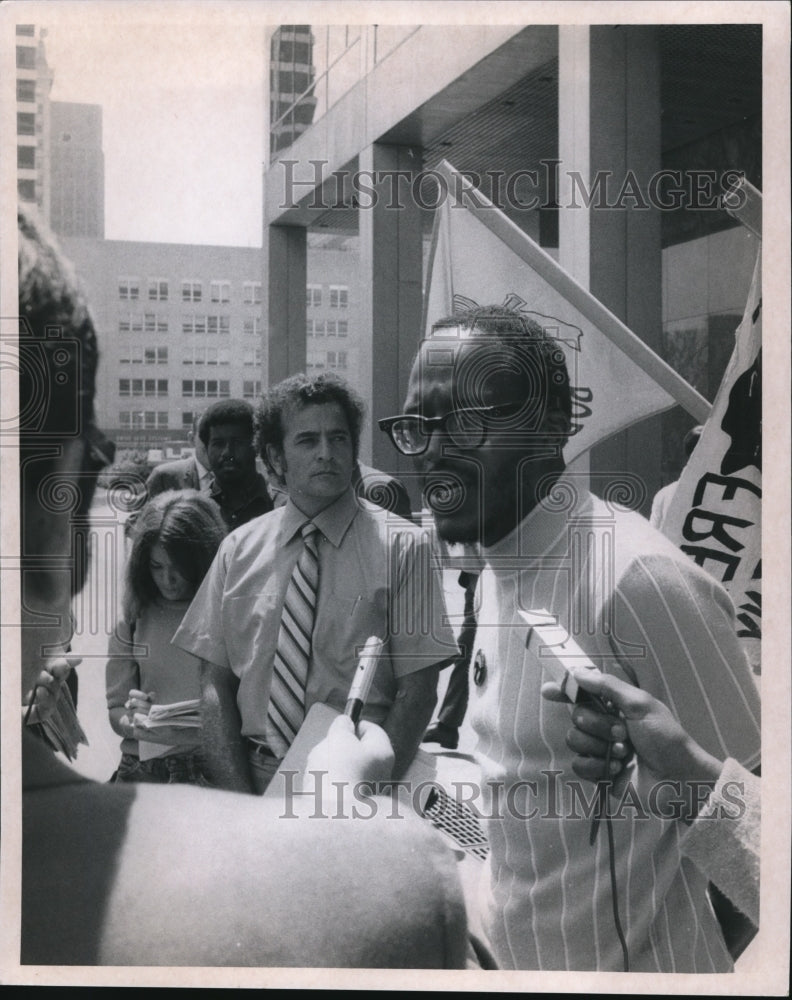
[207,315,230,335]
[17,112,35,136]
[210,280,231,303]
[306,284,322,308]
[144,313,168,333]
[337,320,348,337]
[182,280,202,303]
[120,378,168,397]
[181,379,230,399]
[182,315,209,335]
[16,25,36,36]
[329,285,348,308]
[313,320,325,337]
[17,178,35,202]
[243,316,262,337]
[243,380,262,399]
[182,412,195,429]
[148,278,169,301]
[243,347,262,366]
[326,320,337,337]
[16,46,36,70]
[141,346,168,365]
[16,79,36,102]
[120,410,168,430]
[338,350,348,370]
[119,277,140,301]
[17,145,35,169]
[243,281,262,304]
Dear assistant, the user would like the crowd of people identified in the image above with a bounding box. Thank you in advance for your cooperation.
[15,208,761,974]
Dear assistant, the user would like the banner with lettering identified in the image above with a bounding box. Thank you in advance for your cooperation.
[423,160,711,464]
[660,250,762,674]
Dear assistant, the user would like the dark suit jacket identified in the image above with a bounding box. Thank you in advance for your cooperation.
[146,457,202,497]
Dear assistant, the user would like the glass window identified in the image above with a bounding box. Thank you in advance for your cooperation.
[306,284,322,308]
[17,112,35,136]
[16,46,36,69]
[119,277,140,301]
[182,280,202,302]
[148,279,169,301]
[17,145,35,169]
[326,320,336,337]
[182,412,194,429]
[338,350,348,370]
[120,411,131,428]
[329,285,348,308]
[243,380,262,399]
[314,320,325,336]
[337,320,348,337]
[243,281,262,304]
[16,79,36,102]
[211,280,231,303]
[17,178,35,201]
[119,379,130,397]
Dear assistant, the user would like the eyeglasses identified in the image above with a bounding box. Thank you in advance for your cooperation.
[378,402,526,456]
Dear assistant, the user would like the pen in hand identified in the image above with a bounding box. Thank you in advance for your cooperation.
[344,636,384,726]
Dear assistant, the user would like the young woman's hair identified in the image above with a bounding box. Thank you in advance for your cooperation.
[122,489,227,621]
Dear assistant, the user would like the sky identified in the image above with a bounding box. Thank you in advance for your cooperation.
[44,13,266,247]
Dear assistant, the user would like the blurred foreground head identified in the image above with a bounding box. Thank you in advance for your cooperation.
[17,209,113,694]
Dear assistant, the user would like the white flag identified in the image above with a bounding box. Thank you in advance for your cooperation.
[424,160,711,464]
[660,250,762,675]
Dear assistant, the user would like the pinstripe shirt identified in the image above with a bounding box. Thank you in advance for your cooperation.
[469,480,761,971]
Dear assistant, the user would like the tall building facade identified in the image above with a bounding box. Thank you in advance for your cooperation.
[14,23,53,220]
[60,238,265,449]
[49,101,105,237]
[269,25,317,155]
[261,23,762,508]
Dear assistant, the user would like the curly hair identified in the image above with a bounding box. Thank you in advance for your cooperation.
[255,371,365,479]
[123,489,227,622]
[197,398,255,446]
[430,304,572,430]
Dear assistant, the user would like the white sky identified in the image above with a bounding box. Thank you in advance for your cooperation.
[45,14,266,247]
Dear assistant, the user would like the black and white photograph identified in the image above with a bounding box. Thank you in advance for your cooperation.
[1,1,789,991]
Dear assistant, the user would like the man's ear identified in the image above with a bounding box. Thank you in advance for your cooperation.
[266,444,285,479]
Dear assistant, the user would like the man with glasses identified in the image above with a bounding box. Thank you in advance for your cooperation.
[377,305,760,972]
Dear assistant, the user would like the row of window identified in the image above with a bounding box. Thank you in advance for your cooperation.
[17,112,36,136]
[116,315,262,336]
[119,277,262,304]
[306,350,348,371]
[119,344,263,367]
[119,411,170,430]
[307,319,348,337]
[306,284,349,309]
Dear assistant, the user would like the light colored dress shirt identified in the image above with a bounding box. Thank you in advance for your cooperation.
[173,487,456,737]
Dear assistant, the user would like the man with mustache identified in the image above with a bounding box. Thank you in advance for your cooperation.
[199,398,273,530]
[378,305,761,972]
[174,372,455,794]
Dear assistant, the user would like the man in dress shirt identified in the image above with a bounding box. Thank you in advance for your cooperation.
[173,372,455,794]
[377,304,761,972]
[198,398,274,530]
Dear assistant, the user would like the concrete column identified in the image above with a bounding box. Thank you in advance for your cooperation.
[358,143,423,496]
[587,26,663,514]
[264,223,307,385]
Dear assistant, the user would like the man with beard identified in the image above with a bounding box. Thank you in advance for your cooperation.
[377,304,761,972]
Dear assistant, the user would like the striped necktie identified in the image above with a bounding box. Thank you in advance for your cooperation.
[265,521,320,757]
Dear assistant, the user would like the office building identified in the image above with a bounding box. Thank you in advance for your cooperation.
[14,23,53,221]
[61,237,265,449]
[50,101,105,238]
